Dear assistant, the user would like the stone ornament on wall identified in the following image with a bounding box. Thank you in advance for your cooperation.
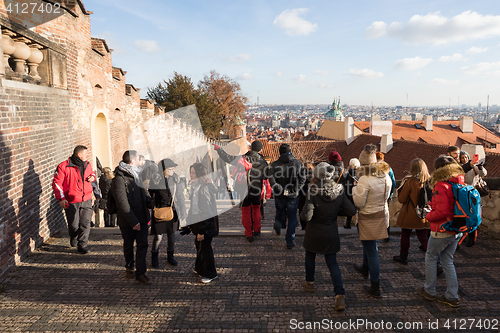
[1,30,44,82]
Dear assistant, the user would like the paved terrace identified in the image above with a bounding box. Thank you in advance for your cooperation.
[0,199,499,332]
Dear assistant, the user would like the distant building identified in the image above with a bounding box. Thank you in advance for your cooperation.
[325,97,344,121]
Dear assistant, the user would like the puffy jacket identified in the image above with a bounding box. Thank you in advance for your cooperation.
[353,162,392,240]
[426,163,465,233]
[353,162,392,215]
[217,148,269,198]
[52,158,95,204]
[188,180,219,238]
[111,165,151,228]
[270,153,306,199]
[300,179,356,254]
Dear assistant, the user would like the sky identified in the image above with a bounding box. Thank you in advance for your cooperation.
[84,0,500,107]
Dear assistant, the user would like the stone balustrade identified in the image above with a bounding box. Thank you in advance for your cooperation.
[1,27,44,82]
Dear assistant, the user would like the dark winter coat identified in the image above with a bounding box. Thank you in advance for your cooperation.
[217,148,269,198]
[188,180,219,238]
[426,163,465,233]
[344,167,357,203]
[270,153,306,199]
[99,174,112,201]
[300,179,356,254]
[111,166,151,228]
[396,177,430,229]
[149,173,187,235]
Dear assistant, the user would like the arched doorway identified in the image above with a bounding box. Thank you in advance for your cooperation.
[91,112,112,169]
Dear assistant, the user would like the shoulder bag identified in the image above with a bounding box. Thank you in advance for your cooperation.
[153,183,176,222]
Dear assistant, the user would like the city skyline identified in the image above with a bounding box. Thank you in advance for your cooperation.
[86,0,500,106]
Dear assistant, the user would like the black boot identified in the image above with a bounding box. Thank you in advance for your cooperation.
[167,251,178,266]
[393,253,408,265]
[151,251,159,268]
[364,281,382,298]
[353,263,369,279]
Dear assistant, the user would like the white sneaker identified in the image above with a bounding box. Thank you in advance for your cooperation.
[200,275,218,284]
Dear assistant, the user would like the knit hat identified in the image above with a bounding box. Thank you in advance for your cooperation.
[314,162,335,180]
[460,151,470,159]
[279,143,291,155]
[328,151,342,163]
[251,140,263,152]
[349,158,360,168]
[358,144,378,166]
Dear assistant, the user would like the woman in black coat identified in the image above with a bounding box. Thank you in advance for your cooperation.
[299,162,356,311]
[148,158,187,268]
[180,162,219,284]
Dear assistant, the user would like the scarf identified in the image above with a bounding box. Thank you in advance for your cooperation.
[70,154,86,182]
[118,161,141,184]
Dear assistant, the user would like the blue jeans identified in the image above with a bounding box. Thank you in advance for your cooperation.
[274,197,298,246]
[424,233,462,300]
[305,250,345,295]
[361,240,380,283]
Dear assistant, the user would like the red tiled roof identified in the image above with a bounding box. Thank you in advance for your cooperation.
[261,134,500,180]
[354,120,500,152]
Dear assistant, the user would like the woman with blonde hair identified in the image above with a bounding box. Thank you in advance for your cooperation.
[393,158,431,265]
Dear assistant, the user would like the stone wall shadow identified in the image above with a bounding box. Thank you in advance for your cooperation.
[0,129,16,275]
[16,159,43,255]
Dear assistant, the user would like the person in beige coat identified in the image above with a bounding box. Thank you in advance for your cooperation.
[352,144,392,298]
[393,158,431,265]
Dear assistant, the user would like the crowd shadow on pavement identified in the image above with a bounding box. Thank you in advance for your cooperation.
[0,204,499,332]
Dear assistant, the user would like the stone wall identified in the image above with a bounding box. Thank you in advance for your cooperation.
[389,190,500,239]
[0,79,72,275]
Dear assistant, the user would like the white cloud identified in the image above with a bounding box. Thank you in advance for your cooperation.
[429,78,459,86]
[466,46,488,54]
[293,74,307,82]
[348,68,384,78]
[314,70,330,75]
[226,53,252,63]
[366,11,500,45]
[365,21,387,39]
[236,73,254,80]
[275,71,284,77]
[484,70,500,77]
[133,39,160,53]
[461,61,500,74]
[273,8,318,36]
[438,53,463,62]
[318,83,333,88]
[394,56,432,70]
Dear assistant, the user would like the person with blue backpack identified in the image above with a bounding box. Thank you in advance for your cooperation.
[416,156,467,308]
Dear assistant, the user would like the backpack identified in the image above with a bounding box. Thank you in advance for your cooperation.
[413,181,432,219]
[439,182,482,244]
[232,156,252,186]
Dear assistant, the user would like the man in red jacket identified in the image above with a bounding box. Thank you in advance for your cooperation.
[52,145,96,254]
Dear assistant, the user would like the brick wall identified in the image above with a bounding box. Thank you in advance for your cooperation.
[0,79,72,275]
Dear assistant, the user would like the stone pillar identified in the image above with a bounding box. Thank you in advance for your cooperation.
[11,38,31,74]
[1,31,16,75]
[27,44,43,80]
